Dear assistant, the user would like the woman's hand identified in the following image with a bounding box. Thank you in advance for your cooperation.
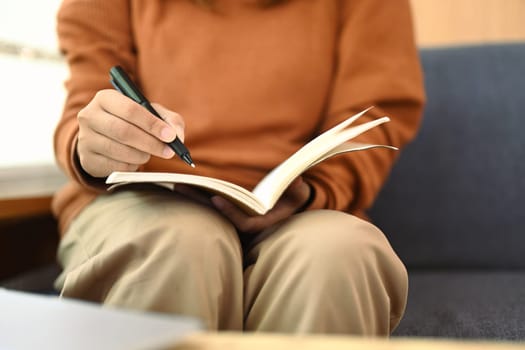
[211,176,313,234]
[76,89,185,178]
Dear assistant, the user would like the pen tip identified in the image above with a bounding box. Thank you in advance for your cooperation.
[180,153,195,168]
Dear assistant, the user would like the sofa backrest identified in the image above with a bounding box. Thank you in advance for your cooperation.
[369,43,525,270]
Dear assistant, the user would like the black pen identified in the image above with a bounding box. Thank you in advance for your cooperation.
[109,65,195,168]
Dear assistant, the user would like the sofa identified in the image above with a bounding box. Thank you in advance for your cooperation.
[369,42,525,340]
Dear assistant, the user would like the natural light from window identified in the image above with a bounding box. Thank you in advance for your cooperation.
[0,0,67,197]
[0,0,65,166]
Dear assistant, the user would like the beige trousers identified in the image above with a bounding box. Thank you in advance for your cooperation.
[55,189,407,335]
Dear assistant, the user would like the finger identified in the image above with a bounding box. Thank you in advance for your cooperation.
[212,196,272,234]
[286,176,305,193]
[96,89,179,143]
[283,176,311,208]
[79,128,152,166]
[211,197,252,231]
[175,184,213,207]
[79,103,175,159]
[80,151,140,178]
[77,134,141,178]
[152,103,186,142]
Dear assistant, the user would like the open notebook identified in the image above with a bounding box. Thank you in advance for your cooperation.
[107,107,396,215]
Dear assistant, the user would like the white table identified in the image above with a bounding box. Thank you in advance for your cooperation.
[0,288,202,350]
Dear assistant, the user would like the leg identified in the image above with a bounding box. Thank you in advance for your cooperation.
[55,189,244,331]
[243,210,408,335]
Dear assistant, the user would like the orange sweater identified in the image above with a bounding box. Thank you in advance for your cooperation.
[53,0,425,235]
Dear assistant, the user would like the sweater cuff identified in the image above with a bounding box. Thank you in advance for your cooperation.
[302,180,326,211]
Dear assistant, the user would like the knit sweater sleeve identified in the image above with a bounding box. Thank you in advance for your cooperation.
[303,0,425,214]
[54,0,136,190]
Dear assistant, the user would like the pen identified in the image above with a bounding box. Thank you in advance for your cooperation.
[109,65,195,168]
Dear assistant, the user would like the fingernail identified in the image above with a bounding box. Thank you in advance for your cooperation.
[161,127,176,142]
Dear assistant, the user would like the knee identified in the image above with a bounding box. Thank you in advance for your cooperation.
[132,206,242,265]
[90,206,242,303]
[78,200,244,288]
[274,210,406,280]
[283,211,381,256]
[250,210,408,334]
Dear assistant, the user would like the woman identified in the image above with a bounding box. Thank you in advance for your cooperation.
[53,0,425,334]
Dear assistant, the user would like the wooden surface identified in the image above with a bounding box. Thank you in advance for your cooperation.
[175,333,525,350]
[0,163,66,219]
[411,0,525,46]
[0,196,52,220]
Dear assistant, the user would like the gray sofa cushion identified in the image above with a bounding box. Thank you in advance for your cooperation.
[369,43,525,269]
[394,271,525,340]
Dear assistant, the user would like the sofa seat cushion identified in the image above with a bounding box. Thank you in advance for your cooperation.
[394,270,525,340]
